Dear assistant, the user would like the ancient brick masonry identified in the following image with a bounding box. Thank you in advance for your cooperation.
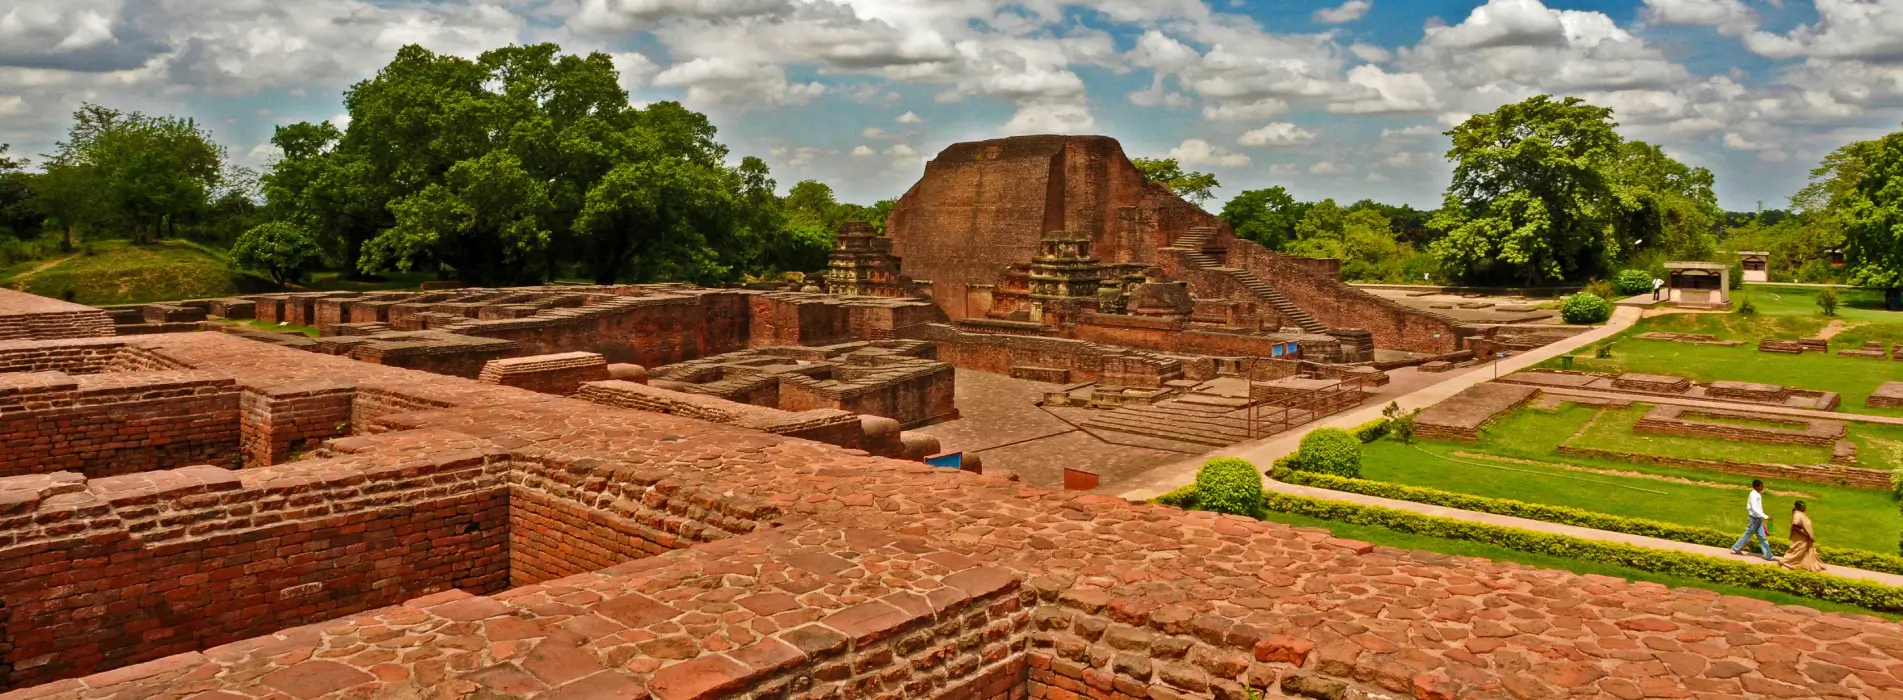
[0,368,241,478]
[478,352,611,396]
[0,290,115,341]
[10,332,1903,699]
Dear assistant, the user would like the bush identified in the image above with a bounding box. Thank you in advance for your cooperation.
[1819,287,1840,317]
[1737,296,1757,315]
[1560,292,1613,324]
[1382,401,1418,445]
[1275,469,1903,576]
[1613,269,1653,295]
[230,223,323,287]
[1192,457,1263,517]
[1582,278,1618,302]
[1593,343,1614,359]
[1295,428,1362,478]
[1351,418,1390,444]
[1261,490,1903,611]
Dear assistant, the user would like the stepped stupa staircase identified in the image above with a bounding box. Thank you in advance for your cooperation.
[1171,228,1331,335]
[1080,392,1251,447]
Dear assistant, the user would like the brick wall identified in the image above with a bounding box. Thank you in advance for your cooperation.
[476,351,610,396]
[238,381,356,468]
[0,453,511,690]
[506,457,776,586]
[0,370,241,478]
[1223,239,1463,354]
[576,380,864,449]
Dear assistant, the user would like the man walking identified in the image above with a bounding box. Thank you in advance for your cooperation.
[1731,479,1774,560]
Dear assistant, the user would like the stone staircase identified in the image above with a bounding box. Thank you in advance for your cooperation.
[1172,228,1332,335]
[1082,393,1251,447]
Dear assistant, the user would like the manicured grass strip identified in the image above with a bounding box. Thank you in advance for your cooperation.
[1253,509,1897,620]
[213,318,319,338]
[1257,489,1903,612]
[1273,467,1903,576]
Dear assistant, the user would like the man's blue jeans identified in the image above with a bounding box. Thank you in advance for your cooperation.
[1733,516,1773,559]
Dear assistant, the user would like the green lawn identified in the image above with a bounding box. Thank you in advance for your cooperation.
[1547,315,1903,417]
[1575,403,1831,466]
[303,270,439,293]
[211,318,320,338]
[0,240,278,305]
[1736,286,1899,324]
[1358,403,1903,553]
[1258,508,1898,619]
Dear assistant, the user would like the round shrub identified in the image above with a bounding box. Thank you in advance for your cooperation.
[1583,279,1618,302]
[1560,292,1613,325]
[1296,428,1362,478]
[1193,457,1264,516]
[1613,269,1653,295]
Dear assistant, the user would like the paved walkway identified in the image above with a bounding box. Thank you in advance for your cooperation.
[1118,304,1644,499]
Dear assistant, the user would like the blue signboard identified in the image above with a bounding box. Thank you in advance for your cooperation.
[926,452,964,469]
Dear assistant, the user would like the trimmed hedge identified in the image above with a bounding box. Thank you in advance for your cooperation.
[1195,458,1264,517]
[1296,428,1362,478]
[1261,490,1903,612]
[1351,418,1390,444]
[1272,468,1903,577]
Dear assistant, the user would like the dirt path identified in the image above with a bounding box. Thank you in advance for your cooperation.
[1818,319,1858,339]
[6,254,74,289]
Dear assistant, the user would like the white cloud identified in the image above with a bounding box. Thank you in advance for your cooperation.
[653,57,827,107]
[1000,99,1095,135]
[1366,172,1390,182]
[1743,0,1903,62]
[895,110,922,124]
[886,143,919,167]
[1349,43,1392,63]
[1331,65,1439,113]
[1201,98,1289,122]
[1168,138,1251,167]
[1381,125,1439,141]
[1641,0,1758,37]
[1268,163,1299,175]
[1309,160,1348,174]
[1238,122,1317,147]
[1313,1,1372,25]
[852,144,875,156]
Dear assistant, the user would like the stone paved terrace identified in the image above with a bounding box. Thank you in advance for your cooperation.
[7,332,1903,699]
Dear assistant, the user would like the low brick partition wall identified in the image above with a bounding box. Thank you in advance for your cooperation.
[348,332,518,378]
[1414,382,1540,442]
[1555,443,1891,489]
[1634,404,1846,447]
[1759,337,1828,354]
[0,449,511,688]
[0,289,115,341]
[238,380,356,467]
[576,379,864,450]
[1610,372,1690,394]
[1840,341,1891,359]
[477,351,610,396]
[1706,380,1791,403]
[0,369,242,478]
[1871,381,1903,409]
[206,298,254,319]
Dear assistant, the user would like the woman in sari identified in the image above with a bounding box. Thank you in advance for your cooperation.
[1777,501,1824,572]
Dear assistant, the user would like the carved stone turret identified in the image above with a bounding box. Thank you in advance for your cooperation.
[1027,230,1104,323]
[825,221,908,297]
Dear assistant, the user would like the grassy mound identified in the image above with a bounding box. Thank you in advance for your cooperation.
[0,240,277,305]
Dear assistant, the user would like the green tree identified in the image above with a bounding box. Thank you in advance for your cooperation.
[572,156,736,284]
[784,180,841,229]
[1836,124,1903,304]
[1610,140,1720,261]
[363,151,552,284]
[0,145,36,239]
[1132,157,1220,206]
[1429,95,1624,285]
[1220,186,1308,249]
[230,222,323,287]
[39,104,228,245]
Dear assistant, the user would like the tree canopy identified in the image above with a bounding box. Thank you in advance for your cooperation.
[1428,95,1625,285]
[1132,157,1220,206]
[1221,186,1308,249]
[1833,125,1903,293]
[34,105,230,246]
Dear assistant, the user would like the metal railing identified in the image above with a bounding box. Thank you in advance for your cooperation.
[1245,374,1375,440]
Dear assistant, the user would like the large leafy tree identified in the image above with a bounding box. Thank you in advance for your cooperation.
[1833,125,1903,305]
[0,144,35,239]
[230,222,323,287]
[268,43,772,286]
[1609,140,1720,260]
[1221,186,1308,249]
[1132,157,1220,206]
[1429,95,1624,285]
[39,104,227,245]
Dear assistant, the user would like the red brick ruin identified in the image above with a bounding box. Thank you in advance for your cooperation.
[4,136,1895,700]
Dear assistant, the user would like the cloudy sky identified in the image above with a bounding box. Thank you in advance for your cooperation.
[4,0,1903,211]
